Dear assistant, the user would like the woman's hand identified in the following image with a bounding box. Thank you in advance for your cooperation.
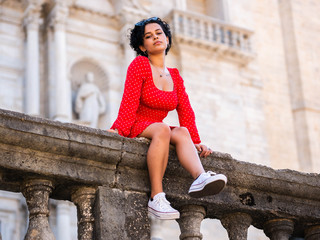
[107,129,119,134]
[195,144,213,158]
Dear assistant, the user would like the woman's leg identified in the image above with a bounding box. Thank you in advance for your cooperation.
[138,123,171,198]
[170,127,205,179]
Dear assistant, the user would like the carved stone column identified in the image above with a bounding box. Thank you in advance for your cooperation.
[71,187,97,240]
[23,0,42,116]
[177,205,206,240]
[263,219,294,240]
[305,225,320,240]
[22,179,55,240]
[50,0,72,122]
[220,212,252,240]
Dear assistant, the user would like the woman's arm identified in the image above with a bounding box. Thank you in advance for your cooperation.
[175,70,201,144]
[110,58,144,137]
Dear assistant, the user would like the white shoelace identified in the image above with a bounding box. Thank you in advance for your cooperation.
[154,196,172,211]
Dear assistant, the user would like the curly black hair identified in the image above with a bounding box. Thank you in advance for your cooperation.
[129,17,172,57]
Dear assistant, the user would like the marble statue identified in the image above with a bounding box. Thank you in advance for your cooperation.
[75,72,106,128]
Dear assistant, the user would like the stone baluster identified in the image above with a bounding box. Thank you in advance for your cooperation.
[22,179,55,240]
[23,0,41,116]
[305,225,320,240]
[177,205,206,240]
[215,24,221,43]
[220,212,252,240]
[263,219,294,240]
[71,187,97,240]
[50,0,72,122]
[207,22,213,42]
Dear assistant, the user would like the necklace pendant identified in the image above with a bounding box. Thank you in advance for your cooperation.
[160,74,162,77]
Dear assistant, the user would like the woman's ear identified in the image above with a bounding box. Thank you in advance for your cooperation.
[139,45,146,52]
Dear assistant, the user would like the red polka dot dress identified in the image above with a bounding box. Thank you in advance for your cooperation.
[111,56,201,144]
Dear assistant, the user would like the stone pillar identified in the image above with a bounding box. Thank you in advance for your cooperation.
[23,1,41,116]
[71,187,96,240]
[22,179,55,240]
[177,205,206,240]
[305,225,320,240]
[220,212,252,240]
[56,201,72,240]
[264,219,294,240]
[50,1,72,122]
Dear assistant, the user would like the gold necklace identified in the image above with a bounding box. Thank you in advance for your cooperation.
[151,64,170,78]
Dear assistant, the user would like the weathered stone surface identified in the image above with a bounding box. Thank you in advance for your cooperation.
[177,205,206,240]
[72,187,97,240]
[264,219,294,240]
[0,109,320,239]
[22,179,55,240]
[95,186,150,240]
[221,213,252,240]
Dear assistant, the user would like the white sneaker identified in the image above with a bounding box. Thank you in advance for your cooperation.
[148,192,180,220]
[188,171,227,198]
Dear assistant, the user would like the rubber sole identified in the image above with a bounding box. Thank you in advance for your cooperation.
[189,176,227,198]
[148,207,180,220]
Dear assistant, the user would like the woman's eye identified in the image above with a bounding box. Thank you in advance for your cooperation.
[156,32,162,35]
[145,35,151,39]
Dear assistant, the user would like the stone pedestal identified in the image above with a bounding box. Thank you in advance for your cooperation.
[177,205,206,240]
[220,212,252,240]
[22,179,55,240]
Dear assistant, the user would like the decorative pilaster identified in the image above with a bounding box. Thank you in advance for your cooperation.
[305,225,320,240]
[177,205,206,240]
[50,0,72,122]
[23,0,42,116]
[264,219,294,240]
[71,187,97,240]
[220,212,252,240]
[22,179,55,240]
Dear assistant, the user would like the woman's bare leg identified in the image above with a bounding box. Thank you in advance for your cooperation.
[138,123,171,198]
[170,127,205,179]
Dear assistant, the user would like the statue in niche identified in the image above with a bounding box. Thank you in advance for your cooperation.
[75,72,106,128]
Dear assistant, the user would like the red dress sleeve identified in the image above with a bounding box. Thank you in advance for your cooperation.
[175,69,201,144]
[111,57,144,137]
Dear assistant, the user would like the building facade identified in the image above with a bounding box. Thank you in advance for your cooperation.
[0,0,319,239]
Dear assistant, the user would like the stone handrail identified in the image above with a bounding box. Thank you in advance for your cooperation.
[166,9,255,64]
[0,108,320,239]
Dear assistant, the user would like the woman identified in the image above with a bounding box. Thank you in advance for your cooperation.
[108,17,227,220]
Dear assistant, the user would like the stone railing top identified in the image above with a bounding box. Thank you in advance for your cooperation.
[0,108,319,236]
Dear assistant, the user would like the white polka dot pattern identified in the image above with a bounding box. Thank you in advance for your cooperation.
[111,56,201,144]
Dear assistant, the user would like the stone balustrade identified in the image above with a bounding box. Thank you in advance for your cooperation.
[0,108,320,239]
[166,9,255,64]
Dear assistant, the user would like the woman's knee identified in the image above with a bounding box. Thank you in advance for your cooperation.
[152,123,171,140]
[171,127,191,142]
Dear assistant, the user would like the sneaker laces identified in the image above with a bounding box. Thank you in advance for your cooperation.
[206,171,216,176]
[154,195,172,211]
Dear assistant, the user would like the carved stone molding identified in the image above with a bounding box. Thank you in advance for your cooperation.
[23,0,42,30]
[22,178,55,240]
[177,205,206,240]
[221,212,252,240]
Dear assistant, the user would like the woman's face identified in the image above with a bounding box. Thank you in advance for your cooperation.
[139,23,169,56]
